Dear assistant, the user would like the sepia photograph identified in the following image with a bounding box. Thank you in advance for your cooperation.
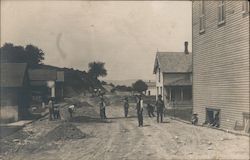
[0,0,249,160]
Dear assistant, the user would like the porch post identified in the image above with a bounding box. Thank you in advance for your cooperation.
[169,88,172,101]
[51,86,55,98]
[181,87,183,101]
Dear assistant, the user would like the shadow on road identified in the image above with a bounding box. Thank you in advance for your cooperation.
[107,116,137,120]
[69,116,112,123]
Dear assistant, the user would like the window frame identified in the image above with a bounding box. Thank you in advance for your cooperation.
[242,0,249,15]
[158,68,161,82]
[199,0,205,33]
[218,0,226,25]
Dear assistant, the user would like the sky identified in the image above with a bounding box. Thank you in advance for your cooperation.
[1,1,192,81]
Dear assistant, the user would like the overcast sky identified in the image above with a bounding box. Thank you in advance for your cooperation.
[1,1,192,81]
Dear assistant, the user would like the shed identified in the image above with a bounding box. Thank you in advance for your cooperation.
[0,63,30,123]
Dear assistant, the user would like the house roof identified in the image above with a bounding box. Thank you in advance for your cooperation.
[0,63,28,87]
[145,81,155,87]
[28,69,57,81]
[153,52,192,74]
[164,79,192,86]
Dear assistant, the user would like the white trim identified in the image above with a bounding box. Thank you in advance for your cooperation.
[242,0,249,15]
[218,1,225,25]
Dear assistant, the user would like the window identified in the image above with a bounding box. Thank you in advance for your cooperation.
[158,68,161,82]
[199,0,205,33]
[160,87,162,96]
[183,87,192,101]
[218,1,225,25]
[242,0,249,15]
[171,88,176,101]
[205,108,220,127]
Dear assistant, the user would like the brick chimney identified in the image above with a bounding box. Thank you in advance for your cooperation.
[184,41,189,54]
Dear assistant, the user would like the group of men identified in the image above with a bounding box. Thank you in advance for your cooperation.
[48,98,61,120]
[98,94,166,127]
[134,94,165,127]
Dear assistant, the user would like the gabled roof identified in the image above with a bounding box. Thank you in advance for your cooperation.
[153,52,192,74]
[29,69,57,81]
[145,81,155,87]
[0,63,28,87]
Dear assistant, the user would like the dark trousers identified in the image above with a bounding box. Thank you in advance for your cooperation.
[68,108,73,118]
[54,110,60,119]
[49,108,54,120]
[100,108,107,119]
[148,109,155,117]
[103,107,107,118]
[137,112,143,127]
[157,110,163,123]
[124,107,128,117]
[100,108,104,119]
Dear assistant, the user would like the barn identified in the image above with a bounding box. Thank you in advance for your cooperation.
[0,63,30,123]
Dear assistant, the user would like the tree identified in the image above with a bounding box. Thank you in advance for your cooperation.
[0,43,45,68]
[24,44,45,67]
[132,80,148,94]
[87,61,107,79]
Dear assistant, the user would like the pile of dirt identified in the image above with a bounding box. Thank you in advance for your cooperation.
[44,123,86,141]
[78,101,93,108]
[0,129,30,153]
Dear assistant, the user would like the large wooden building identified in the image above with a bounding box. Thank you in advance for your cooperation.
[192,1,249,132]
[0,63,30,123]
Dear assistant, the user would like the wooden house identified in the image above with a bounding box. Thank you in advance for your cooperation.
[192,1,249,132]
[153,42,192,109]
[144,81,156,96]
[0,63,30,123]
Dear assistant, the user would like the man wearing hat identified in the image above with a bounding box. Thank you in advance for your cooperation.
[155,95,165,123]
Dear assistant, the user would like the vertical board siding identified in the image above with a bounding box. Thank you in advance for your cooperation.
[192,1,249,130]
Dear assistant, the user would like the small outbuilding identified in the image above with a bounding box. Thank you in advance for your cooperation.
[0,63,30,123]
[28,69,64,104]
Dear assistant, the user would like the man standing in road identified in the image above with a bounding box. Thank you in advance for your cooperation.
[136,95,144,127]
[124,97,129,117]
[100,96,107,119]
[156,95,165,123]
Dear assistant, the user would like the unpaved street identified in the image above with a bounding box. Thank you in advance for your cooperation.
[1,95,249,160]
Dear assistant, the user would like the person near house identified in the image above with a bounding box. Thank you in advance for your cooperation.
[146,103,155,117]
[123,97,129,117]
[212,112,220,127]
[48,98,54,121]
[155,95,165,123]
[136,95,144,127]
[191,113,198,125]
[68,104,75,118]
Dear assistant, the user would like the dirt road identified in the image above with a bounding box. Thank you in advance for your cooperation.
[1,95,249,160]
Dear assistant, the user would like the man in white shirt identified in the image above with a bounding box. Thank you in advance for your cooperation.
[136,95,144,127]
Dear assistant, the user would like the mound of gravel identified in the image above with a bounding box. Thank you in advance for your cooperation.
[80,101,93,107]
[44,123,86,141]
